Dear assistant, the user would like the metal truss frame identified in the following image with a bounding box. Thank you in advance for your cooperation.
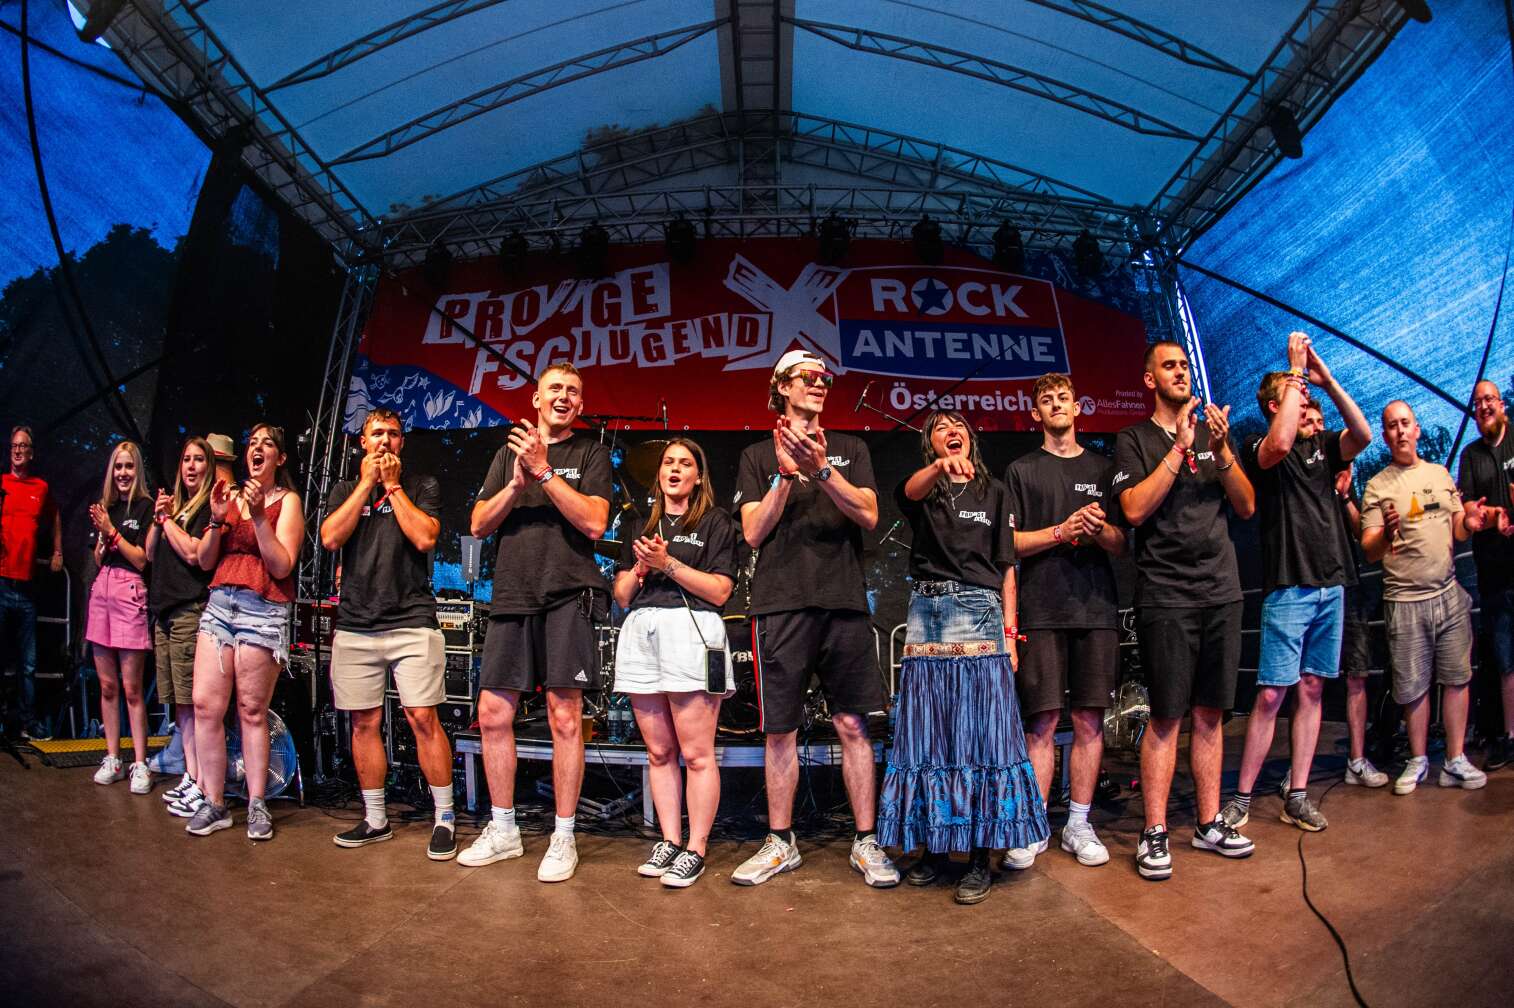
[1147,0,1407,251]
[330,20,729,165]
[1022,0,1246,77]
[787,18,1200,141]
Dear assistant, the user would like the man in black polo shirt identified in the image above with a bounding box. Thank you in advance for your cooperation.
[730,349,897,889]
[1457,378,1514,770]
[321,408,455,860]
[464,362,611,884]
[1223,332,1371,834]
[1004,373,1126,871]
[1113,340,1257,881]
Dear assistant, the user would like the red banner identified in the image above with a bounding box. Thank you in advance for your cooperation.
[351,238,1151,432]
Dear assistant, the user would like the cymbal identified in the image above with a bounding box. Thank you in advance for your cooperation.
[622,439,668,486]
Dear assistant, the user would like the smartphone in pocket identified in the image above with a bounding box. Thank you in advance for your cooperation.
[705,647,725,694]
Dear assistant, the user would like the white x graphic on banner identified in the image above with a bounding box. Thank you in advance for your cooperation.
[723,254,848,372]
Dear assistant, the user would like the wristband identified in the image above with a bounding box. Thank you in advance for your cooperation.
[1214,457,1234,472]
[1052,524,1064,544]
[535,468,557,484]
[154,513,168,526]
[206,519,225,530]
[1004,626,1026,642]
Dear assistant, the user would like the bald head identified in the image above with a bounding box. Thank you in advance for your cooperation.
[1471,379,1506,441]
[1381,400,1419,465]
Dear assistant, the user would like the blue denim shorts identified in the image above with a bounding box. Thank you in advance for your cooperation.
[198,585,291,666]
[906,582,1004,649]
[1257,585,1344,687]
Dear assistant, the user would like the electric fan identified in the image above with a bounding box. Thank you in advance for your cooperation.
[225,709,301,800]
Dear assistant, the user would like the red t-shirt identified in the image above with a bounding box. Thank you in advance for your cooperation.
[1,473,56,582]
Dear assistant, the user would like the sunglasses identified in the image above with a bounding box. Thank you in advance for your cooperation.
[793,371,835,389]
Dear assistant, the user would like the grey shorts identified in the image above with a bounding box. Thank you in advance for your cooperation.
[1383,584,1474,704]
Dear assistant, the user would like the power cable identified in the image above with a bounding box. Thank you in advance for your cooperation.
[1296,777,1370,1007]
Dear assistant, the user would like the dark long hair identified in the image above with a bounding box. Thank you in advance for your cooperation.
[247,423,297,491]
[644,437,716,534]
[919,410,989,502]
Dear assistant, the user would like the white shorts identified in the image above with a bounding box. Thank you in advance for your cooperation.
[331,627,446,710]
[613,607,734,695]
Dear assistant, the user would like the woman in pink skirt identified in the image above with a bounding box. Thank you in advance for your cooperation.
[87,441,155,793]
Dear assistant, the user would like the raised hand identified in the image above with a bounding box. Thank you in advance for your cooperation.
[209,478,233,521]
[772,419,799,476]
[154,489,173,522]
[1305,345,1334,388]
[1464,497,1491,533]
[778,420,828,476]
[1382,500,1402,550]
[88,502,113,536]
[359,452,380,487]
[1287,331,1310,372]
[243,479,267,521]
[938,454,975,481]
[1204,402,1231,447]
[509,450,528,489]
[375,451,402,489]
[1334,467,1353,499]
[633,534,671,571]
[507,420,548,475]
[1174,396,1199,452]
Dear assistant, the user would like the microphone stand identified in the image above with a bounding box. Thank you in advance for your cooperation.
[854,380,921,432]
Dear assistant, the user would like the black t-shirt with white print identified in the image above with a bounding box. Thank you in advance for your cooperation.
[734,431,875,616]
[1112,419,1242,608]
[1004,448,1120,629]
[477,433,613,615]
[326,473,441,632]
[616,507,738,614]
[1457,430,1514,596]
[1241,429,1356,592]
[102,498,153,573]
[894,476,1015,592]
[149,504,213,617]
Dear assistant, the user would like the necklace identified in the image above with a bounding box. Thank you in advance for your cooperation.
[1152,418,1198,474]
[946,480,971,506]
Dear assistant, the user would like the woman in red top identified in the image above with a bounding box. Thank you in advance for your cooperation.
[187,425,304,841]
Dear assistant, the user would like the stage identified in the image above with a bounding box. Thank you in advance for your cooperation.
[2,721,1509,1008]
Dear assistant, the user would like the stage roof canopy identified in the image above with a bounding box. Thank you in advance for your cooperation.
[77,0,1414,264]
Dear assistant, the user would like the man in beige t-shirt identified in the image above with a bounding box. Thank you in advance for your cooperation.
[1361,401,1491,794]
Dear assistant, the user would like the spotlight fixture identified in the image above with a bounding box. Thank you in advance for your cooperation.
[1072,230,1104,279]
[665,214,697,264]
[992,222,1025,274]
[498,230,528,275]
[1265,105,1303,159]
[576,221,610,279]
[911,214,944,266]
[816,213,851,266]
[422,244,453,291]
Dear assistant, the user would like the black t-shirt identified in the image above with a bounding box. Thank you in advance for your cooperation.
[477,434,613,615]
[149,505,212,616]
[1242,430,1356,592]
[102,498,153,573]
[616,507,738,613]
[1112,419,1242,608]
[1457,431,1514,596]
[327,473,441,631]
[894,477,1015,592]
[734,431,876,615]
[1004,448,1120,628]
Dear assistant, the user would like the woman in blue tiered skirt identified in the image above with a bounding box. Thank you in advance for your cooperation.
[877,410,1048,904]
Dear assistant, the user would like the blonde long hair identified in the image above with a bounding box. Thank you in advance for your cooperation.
[171,436,215,526]
[644,437,716,534]
[98,440,150,509]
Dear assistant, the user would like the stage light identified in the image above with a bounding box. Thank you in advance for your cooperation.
[498,230,528,275]
[992,222,1025,274]
[911,214,944,266]
[1266,105,1304,159]
[1072,230,1104,278]
[816,213,850,266]
[1394,0,1432,22]
[665,214,697,264]
[422,244,453,291]
[576,221,610,279]
[77,0,127,43]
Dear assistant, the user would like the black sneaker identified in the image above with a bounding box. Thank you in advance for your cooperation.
[1487,735,1510,772]
[1136,827,1172,881]
[428,821,458,861]
[953,862,992,905]
[906,853,946,886]
[334,820,393,848]
[638,840,681,877]
[661,849,705,888]
[1192,817,1255,858]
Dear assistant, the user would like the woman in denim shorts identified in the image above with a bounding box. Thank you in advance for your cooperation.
[187,424,304,841]
[877,411,1048,905]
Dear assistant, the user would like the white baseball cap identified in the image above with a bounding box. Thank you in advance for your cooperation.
[773,349,827,376]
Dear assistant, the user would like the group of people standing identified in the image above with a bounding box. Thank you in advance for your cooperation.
[12,328,1510,902]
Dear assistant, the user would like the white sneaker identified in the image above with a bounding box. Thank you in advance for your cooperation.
[1002,836,1049,871]
[1439,753,1488,790]
[1345,758,1389,788]
[849,835,900,888]
[163,772,194,803]
[457,821,524,867]
[731,832,801,886]
[537,832,578,883]
[166,786,205,818]
[1060,821,1110,866]
[128,762,152,795]
[1394,755,1429,795]
[93,755,124,785]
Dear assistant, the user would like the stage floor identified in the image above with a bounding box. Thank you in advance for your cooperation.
[2,721,1510,1008]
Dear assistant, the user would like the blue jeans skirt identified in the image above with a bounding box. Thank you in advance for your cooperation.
[877,582,1050,854]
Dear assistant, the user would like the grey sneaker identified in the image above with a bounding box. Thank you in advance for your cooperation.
[246,798,274,841]
[1219,797,1249,829]
[1439,753,1488,790]
[1395,756,1429,795]
[849,834,900,888]
[638,840,682,877]
[731,833,801,886]
[186,801,233,836]
[1280,793,1327,832]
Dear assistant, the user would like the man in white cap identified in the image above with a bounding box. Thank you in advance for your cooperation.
[730,349,898,889]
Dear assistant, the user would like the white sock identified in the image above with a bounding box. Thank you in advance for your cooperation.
[491,806,516,831]
[431,784,455,827]
[554,814,576,837]
[361,788,387,829]
[1348,757,1366,772]
[1067,800,1091,829]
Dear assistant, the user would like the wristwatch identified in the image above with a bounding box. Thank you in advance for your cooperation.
[815,465,833,482]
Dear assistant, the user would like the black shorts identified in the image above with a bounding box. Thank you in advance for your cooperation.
[1016,627,1120,717]
[1137,602,1242,720]
[752,608,885,734]
[479,594,603,694]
